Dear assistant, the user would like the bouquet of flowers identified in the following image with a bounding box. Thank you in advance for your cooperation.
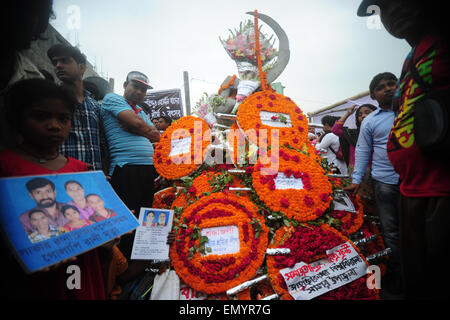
[193,92,227,127]
[220,20,278,106]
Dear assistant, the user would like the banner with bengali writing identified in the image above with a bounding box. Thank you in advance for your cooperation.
[280,241,367,300]
[144,88,184,121]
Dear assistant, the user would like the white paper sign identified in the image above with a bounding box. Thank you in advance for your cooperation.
[280,241,367,300]
[202,225,240,256]
[169,136,192,157]
[274,172,304,190]
[131,208,174,260]
[260,111,292,128]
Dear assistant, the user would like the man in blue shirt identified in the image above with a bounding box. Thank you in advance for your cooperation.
[344,72,402,294]
[102,71,160,261]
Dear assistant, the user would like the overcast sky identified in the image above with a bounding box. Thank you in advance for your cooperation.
[49,0,411,114]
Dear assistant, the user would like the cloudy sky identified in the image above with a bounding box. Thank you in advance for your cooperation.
[49,0,411,114]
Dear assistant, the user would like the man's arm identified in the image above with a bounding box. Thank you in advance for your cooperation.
[344,121,372,195]
[117,110,160,143]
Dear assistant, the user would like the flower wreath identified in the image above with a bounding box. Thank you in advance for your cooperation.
[154,116,211,180]
[170,193,269,294]
[152,187,183,209]
[251,148,332,222]
[266,224,379,300]
[236,91,308,150]
[329,194,364,236]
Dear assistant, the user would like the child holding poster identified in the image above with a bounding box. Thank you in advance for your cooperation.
[0,79,108,299]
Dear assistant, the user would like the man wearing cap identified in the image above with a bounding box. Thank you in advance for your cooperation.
[47,44,105,172]
[101,71,160,259]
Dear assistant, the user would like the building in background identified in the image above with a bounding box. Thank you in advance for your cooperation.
[307,91,378,130]
[22,24,113,101]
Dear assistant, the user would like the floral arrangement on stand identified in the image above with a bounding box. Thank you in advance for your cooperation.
[153,116,211,180]
[149,10,386,301]
[169,193,269,294]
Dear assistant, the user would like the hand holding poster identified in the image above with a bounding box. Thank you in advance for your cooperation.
[131,208,174,260]
[280,241,367,300]
[0,171,140,273]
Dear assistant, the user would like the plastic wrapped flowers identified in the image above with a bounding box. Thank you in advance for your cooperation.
[220,19,278,105]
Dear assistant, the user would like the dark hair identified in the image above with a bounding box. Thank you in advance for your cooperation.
[64,180,83,190]
[86,193,101,200]
[61,205,80,216]
[4,79,77,133]
[158,115,172,125]
[47,44,87,64]
[26,177,55,193]
[321,115,340,127]
[28,208,47,219]
[2,0,54,50]
[369,72,398,96]
[355,104,377,128]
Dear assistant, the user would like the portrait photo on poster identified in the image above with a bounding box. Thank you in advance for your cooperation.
[0,171,139,273]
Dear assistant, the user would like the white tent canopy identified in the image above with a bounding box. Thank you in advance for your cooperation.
[307,91,378,130]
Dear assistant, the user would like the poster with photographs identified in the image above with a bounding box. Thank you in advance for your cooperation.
[131,208,174,261]
[0,171,140,274]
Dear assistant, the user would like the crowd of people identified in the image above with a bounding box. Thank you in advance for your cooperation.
[0,0,449,300]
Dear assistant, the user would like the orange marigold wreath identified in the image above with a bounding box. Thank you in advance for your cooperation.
[170,193,268,294]
[154,116,211,179]
[266,224,379,300]
[236,91,308,150]
[251,148,332,222]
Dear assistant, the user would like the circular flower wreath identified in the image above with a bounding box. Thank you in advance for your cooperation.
[266,224,379,300]
[251,148,332,222]
[236,91,308,150]
[152,187,183,209]
[154,116,211,179]
[329,194,364,236]
[170,193,269,294]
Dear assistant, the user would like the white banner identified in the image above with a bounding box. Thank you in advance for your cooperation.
[280,241,366,300]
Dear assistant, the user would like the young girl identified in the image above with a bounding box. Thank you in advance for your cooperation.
[0,79,106,299]
[62,205,92,231]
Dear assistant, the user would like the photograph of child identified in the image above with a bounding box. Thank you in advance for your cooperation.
[27,208,66,244]
[86,193,117,223]
[61,205,92,231]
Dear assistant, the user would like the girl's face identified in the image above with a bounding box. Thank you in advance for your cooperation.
[147,212,155,222]
[357,107,374,126]
[30,211,49,232]
[20,98,71,150]
[87,195,105,212]
[66,183,85,201]
[64,208,81,222]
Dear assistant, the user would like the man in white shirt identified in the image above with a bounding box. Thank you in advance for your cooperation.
[315,115,347,174]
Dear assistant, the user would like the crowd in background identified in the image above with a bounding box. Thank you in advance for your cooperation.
[0,0,449,300]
